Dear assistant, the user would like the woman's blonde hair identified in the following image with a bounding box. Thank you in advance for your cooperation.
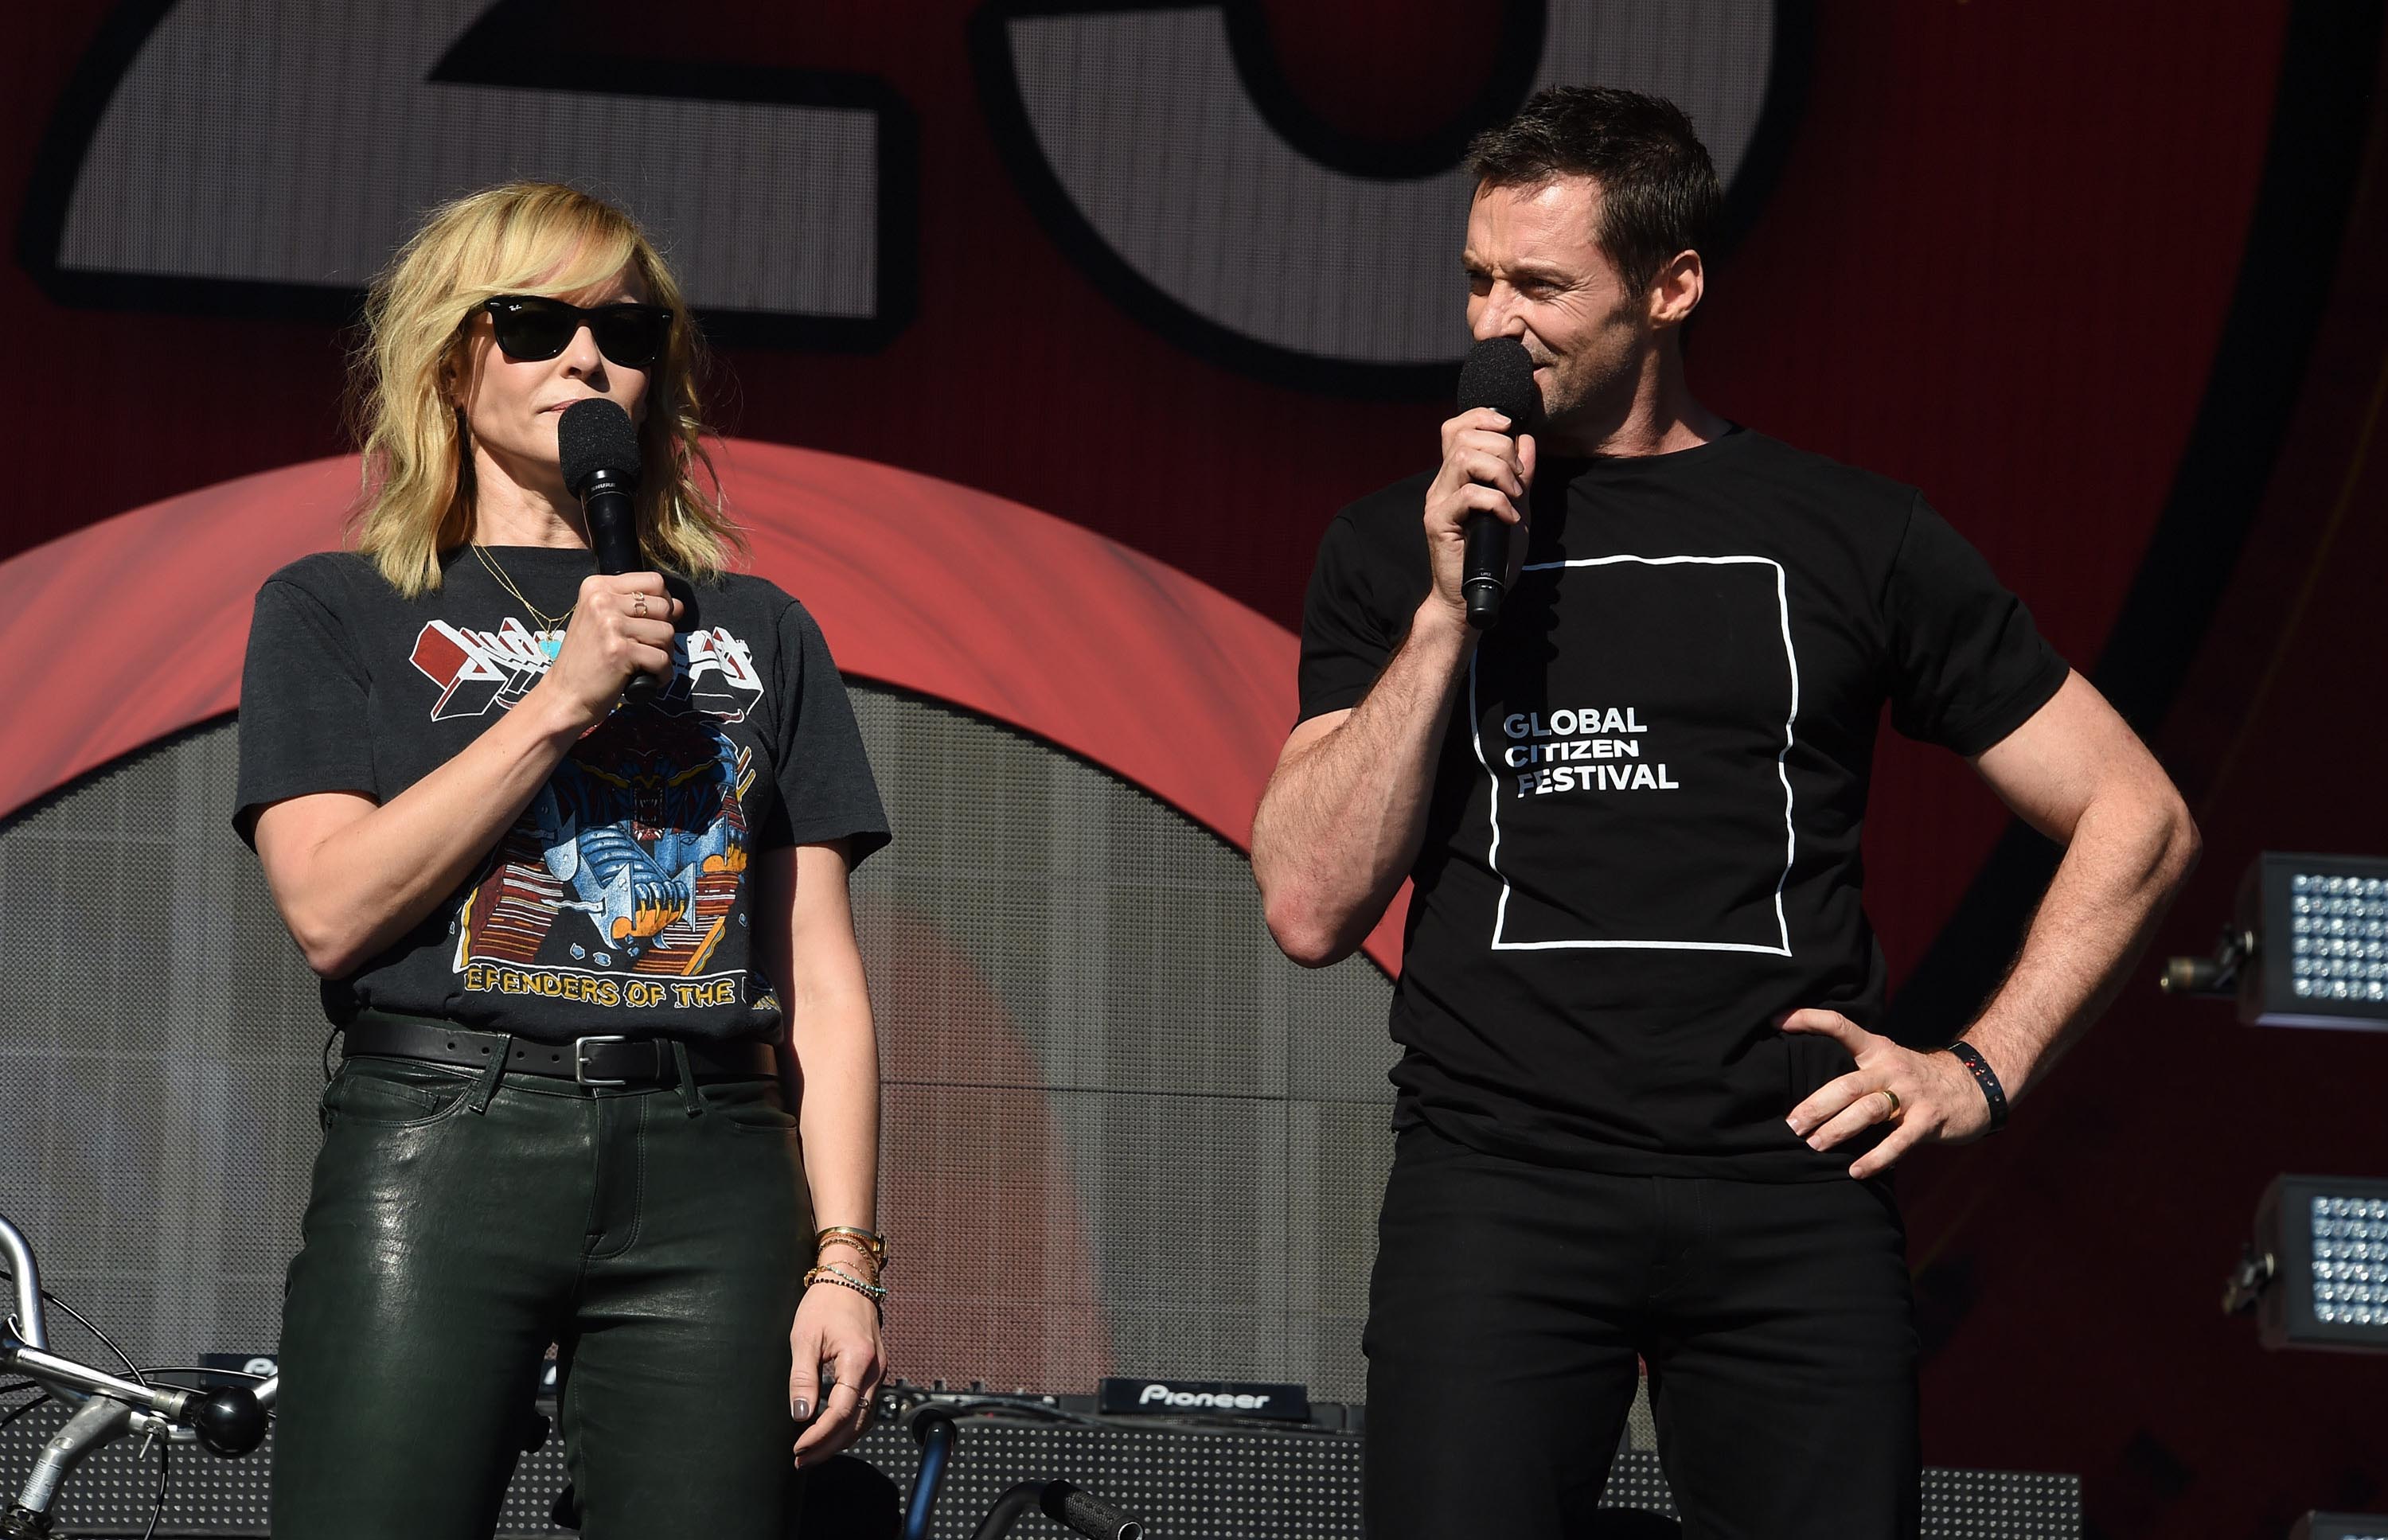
[349,181,743,594]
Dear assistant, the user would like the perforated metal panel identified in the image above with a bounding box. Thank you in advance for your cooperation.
[0,688,1398,1409]
[0,1406,2082,1538]
[0,722,329,1379]
[845,691,1396,1400]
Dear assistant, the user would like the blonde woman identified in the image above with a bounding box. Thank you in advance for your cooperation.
[235,182,890,1538]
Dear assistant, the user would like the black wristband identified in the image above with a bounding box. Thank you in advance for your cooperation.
[1943,1040,2008,1133]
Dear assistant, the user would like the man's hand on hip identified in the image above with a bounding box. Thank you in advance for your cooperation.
[1780,1008,1995,1179]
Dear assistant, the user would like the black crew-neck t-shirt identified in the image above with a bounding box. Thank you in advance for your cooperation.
[234,545,891,1044]
[1297,428,2067,1179]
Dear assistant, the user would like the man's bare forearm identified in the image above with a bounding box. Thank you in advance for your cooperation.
[1254,599,1475,965]
[1961,788,2200,1101]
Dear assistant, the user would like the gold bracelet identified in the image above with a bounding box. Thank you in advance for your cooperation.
[814,1226,888,1269]
[814,1239,880,1285]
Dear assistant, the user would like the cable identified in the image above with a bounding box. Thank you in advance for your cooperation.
[142,1437,169,1540]
[40,1288,146,1387]
[133,1367,272,1384]
[895,1392,1342,1439]
[0,1268,148,1387]
[905,1397,1108,1432]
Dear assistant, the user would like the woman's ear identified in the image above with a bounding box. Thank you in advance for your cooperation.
[440,328,476,409]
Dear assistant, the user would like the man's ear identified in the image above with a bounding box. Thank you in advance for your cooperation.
[1649,249,1705,331]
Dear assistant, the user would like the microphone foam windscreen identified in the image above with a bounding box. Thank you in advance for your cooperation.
[558,399,643,497]
[1455,336,1543,431]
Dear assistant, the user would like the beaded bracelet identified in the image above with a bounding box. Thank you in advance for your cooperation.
[804,1264,888,1320]
[805,1262,888,1299]
[816,1252,881,1290]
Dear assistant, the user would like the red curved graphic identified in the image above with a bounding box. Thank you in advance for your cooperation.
[0,443,1404,971]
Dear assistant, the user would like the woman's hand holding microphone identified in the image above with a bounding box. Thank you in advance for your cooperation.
[532,572,683,731]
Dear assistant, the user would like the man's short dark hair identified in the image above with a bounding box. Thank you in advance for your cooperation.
[1465,87,1722,294]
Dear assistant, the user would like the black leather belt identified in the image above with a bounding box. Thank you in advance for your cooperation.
[341,1012,777,1086]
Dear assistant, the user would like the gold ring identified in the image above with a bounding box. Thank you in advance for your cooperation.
[632,594,648,618]
[1879,1088,1902,1119]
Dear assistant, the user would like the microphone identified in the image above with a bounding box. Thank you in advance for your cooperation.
[557,399,658,701]
[1453,336,1543,630]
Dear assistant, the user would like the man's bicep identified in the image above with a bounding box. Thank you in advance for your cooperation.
[1969,670,2168,843]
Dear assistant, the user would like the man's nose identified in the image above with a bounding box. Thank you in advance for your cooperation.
[1472,292,1529,342]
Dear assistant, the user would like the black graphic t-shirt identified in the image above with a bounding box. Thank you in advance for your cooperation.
[235,546,891,1044]
[1298,429,2067,1179]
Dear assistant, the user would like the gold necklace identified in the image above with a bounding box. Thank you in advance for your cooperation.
[470,544,576,634]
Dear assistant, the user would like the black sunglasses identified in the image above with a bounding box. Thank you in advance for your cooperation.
[479,294,673,369]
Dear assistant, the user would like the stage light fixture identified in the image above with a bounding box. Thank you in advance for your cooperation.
[2222,1175,2388,1353]
[2159,852,2388,1031]
[2289,1515,2388,1540]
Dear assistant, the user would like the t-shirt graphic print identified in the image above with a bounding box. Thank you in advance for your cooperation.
[1473,553,1797,955]
[420,618,766,1010]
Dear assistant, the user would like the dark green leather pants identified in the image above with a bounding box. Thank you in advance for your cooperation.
[270,1050,811,1539]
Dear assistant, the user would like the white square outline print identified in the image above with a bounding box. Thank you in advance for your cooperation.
[1469,554,1801,955]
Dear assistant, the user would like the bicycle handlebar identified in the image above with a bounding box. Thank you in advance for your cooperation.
[2,1214,45,1351]
[1040,1480,1142,1540]
[904,1408,959,1540]
[966,1478,1145,1540]
[0,1210,275,1456]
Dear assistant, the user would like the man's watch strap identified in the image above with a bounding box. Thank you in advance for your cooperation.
[1943,1039,2009,1133]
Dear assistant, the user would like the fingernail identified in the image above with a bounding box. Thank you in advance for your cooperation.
[1806,1135,1823,1149]
[792,1398,810,1420]
[1785,1117,1803,1135]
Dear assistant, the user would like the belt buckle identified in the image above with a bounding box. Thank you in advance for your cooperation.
[572,1035,633,1087]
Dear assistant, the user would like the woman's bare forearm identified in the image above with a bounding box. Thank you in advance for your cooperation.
[790,981,880,1234]
[770,841,880,1235]
[1253,599,1476,965]
[256,684,587,976]
[256,572,682,979]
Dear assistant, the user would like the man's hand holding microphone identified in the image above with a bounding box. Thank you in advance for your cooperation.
[1422,335,1544,640]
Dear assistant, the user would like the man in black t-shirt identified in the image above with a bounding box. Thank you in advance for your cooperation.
[1250,88,2199,1538]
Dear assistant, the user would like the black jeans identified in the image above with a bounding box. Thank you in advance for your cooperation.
[1362,1123,1919,1539]
[271,1050,812,1540]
